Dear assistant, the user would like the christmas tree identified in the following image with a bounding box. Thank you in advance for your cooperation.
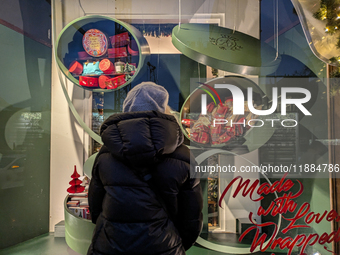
[67,165,85,193]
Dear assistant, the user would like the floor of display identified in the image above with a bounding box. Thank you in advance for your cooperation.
[0,233,288,255]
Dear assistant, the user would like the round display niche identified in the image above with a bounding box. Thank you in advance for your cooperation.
[180,76,272,153]
[56,15,150,92]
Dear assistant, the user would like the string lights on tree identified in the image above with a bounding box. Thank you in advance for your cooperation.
[313,0,340,64]
[313,0,340,35]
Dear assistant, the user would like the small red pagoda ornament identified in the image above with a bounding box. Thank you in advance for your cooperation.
[67,165,85,193]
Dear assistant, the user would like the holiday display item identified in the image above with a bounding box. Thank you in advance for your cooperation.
[68,192,88,198]
[56,16,150,93]
[67,165,85,193]
[210,103,229,145]
[68,207,87,218]
[124,62,136,74]
[79,76,99,87]
[114,59,125,74]
[98,75,111,89]
[109,32,130,47]
[79,201,89,207]
[77,51,91,60]
[105,75,126,89]
[181,119,195,128]
[188,98,262,146]
[82,61,103,75]
[67,200,80,206]
[70,197,88,203]
[82,29,108,57]
[68,61,83,75]
[107,47,128,58]
[69,179,82,186]
[99,59,114,74]
[190,113,212,144]
[85,209,91,220]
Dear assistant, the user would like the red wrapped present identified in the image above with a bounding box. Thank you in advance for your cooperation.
[99,59,114,74]
[218,131,234,144]
[105,75,126,90]
[181,119,195,128]
[108,47,128,58]
[212,103,228,119]
[225,97,233,108]
[191,131,210,144]
[190,116,211,145]
[206,102,215,113]
[79,76,99,87]
[99,75,111,89]
[69,61,83,75]
[233,117,245,136]
[210,103,229,144]
[109,32,130,47]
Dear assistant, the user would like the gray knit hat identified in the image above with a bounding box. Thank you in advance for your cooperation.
[122,82,169,113]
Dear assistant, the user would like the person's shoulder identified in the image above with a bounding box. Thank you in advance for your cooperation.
[165,144,192,164]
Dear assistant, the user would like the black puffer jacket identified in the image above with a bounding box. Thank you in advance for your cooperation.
[87,111,203,255]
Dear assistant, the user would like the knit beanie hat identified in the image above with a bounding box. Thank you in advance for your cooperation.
[122,82,169,113]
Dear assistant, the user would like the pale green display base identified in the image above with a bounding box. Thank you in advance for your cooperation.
[64,196,95,255]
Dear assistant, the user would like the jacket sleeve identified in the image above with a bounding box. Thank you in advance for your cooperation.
[88,160,106,224]
[176,173,203,250]
[153,147,203,251]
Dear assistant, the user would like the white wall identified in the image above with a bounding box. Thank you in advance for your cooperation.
[50,0,92,231]
[50,0,260,231]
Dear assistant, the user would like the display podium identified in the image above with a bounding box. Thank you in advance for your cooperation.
[64,196,95,255]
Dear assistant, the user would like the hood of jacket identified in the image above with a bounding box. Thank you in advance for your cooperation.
[99,111,184,166]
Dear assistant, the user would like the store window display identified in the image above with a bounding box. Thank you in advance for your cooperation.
[1,0,339,254]
[52,0,335,253]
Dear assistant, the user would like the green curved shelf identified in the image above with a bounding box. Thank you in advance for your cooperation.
[64,196,95,255]
[172,23,281,76]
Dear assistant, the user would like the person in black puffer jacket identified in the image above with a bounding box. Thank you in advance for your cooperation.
[87,82,203,255]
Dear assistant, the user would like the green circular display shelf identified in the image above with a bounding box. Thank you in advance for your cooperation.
[56,15,150,92]
[64,196,95,255]
[172,24,281,76]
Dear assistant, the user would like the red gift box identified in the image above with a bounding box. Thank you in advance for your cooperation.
[99,75,111,89]
[108,47,128,58]
[109,32,130,47]
[79,76,99,87]
[105,75,126,89]
[99,59,114,74]
[69,61,83,75]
